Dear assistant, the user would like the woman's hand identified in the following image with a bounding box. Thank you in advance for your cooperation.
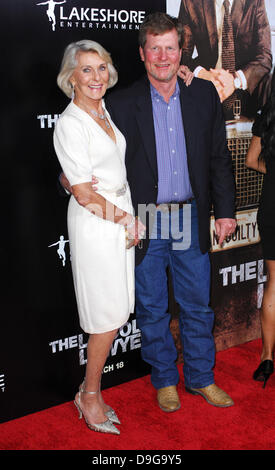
[125,216,146,248]
[177,65,194,86]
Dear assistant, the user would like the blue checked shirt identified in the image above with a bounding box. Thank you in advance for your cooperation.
[150,82,193,204]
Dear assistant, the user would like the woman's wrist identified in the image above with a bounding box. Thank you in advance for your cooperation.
[126,215,135,229]
[117,212,134,227]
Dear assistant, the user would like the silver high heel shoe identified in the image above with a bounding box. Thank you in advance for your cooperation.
[74,391,120,435]
[79,382,121,425]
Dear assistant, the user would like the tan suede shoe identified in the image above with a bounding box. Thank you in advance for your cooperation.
[157,385,181,412]
[186,384,234,407]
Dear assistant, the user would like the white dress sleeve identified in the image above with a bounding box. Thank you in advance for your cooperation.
[54,114,92,186]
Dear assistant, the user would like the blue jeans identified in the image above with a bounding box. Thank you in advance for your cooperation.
[135,201,215,389]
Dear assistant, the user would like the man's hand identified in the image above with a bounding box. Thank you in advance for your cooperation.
[59,172,99,194]
[197,67,236,102]
[91,175,99,190]
[197,68,215,82]
[210,69,235,102]
[177,65,194,86]
[59,172,72,194]
[215,218,237,246]
[197,68,225,102]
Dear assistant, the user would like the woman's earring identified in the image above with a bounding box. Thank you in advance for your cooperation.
[70,82,75,99]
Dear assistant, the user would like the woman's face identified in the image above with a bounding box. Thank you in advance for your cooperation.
[70,50,109,106]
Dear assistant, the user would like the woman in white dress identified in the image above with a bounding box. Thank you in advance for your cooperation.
[53,40,145,435]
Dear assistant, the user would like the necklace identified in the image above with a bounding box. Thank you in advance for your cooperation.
[90,108,110,128]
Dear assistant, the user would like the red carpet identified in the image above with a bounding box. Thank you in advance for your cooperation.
[1,339,275,451]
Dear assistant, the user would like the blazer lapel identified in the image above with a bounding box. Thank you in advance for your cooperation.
[134,77,158,183]
[203,0,218,59]
[178,79,198,164]
[231,0,245,37]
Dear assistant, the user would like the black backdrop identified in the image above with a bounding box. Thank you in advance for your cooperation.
[1,0,165,423]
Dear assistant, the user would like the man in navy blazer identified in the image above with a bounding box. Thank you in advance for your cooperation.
[105,12,237,412]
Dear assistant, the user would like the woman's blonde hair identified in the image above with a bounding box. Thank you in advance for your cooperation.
[57,39,118,98]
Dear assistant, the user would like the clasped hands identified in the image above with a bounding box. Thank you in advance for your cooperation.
[179,66,236,102]
[125,214,146,249]
[202,68,236,103]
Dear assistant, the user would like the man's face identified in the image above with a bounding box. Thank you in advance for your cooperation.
[139,29,182,84]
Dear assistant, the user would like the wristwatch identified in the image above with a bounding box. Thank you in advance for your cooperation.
[234,76,241,89]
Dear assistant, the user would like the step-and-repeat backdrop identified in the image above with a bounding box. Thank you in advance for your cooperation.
[1,0,274,423]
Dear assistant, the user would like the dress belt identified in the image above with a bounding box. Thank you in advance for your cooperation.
[101,183,127,197]
[157,198,194,212]
[115,184,127,197]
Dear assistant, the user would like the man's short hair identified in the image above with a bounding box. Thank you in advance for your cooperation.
[139,11,184,49]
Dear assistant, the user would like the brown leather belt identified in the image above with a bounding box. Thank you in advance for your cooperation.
[157,198,194,212]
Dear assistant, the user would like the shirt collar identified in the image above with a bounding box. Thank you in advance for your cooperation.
[216,0,234,8]
[150,81,180,103]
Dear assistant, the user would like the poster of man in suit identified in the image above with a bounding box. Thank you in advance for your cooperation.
[171,0,273,121]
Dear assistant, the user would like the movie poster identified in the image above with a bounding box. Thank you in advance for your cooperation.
[1,0,275,423]
[167,0,274,354]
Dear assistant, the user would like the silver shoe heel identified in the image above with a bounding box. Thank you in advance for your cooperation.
[74,391,120,435]
[79,382,121,425]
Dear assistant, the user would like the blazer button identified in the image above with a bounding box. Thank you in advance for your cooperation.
[154,184,158,189]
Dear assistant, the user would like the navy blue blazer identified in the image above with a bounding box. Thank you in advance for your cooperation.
[105,75,235,264]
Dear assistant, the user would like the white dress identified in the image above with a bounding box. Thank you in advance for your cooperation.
[54,100,135,334]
